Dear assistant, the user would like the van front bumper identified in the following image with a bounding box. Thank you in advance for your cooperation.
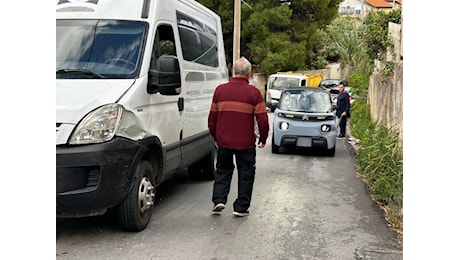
[56,137,142,218]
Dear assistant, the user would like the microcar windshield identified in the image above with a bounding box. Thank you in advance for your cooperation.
[279,89,332,113]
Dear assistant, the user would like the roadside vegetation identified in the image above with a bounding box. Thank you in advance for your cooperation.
[325,8,402,245]
[348,74,403,245]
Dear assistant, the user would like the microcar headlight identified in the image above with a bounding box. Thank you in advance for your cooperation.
[321,124,331,132]
[69,104,123,145]
[280,122,289,130]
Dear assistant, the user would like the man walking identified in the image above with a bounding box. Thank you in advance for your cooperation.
[208,57,269,217]
[336,83,350,138]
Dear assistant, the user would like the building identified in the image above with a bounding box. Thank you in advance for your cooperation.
[339,0,402,18]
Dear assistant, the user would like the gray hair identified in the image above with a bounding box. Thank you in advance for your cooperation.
[233,57,251,75]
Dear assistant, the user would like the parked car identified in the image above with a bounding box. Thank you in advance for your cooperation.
[330,85,354,106]
[265,74,308,112]
[272,87,338,156]
[319,79,353,105]
[318,79,348,91]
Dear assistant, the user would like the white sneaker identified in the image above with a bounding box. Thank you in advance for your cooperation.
[212,203,225,213]
[232,211,250,217]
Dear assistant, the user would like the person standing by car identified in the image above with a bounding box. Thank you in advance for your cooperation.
[336,83,350,138]
[208,57,269,217]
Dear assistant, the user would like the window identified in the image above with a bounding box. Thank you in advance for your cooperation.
[56,20,147,79]
[270,77,300,90]
[280,90,332,113]
[150,24,176,71]
[149,24,177,92]
[176,11,219,67]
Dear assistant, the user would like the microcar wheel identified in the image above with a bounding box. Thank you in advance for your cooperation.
[118,160,156,232]
[325,146,336,157]
[271,135,280,154]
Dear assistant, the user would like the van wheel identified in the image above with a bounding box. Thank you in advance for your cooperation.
[188,146,216,181]
[118,160,156,232]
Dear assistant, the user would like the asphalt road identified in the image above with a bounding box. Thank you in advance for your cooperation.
[56,113,402,260]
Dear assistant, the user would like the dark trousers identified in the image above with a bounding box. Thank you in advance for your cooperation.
[339,115,347,136]
[212,147,256,212]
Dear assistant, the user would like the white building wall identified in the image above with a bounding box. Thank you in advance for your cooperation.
[339,0,364,16]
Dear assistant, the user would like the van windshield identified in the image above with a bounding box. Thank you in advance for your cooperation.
[268,77,300,90]
[56,20,147,79]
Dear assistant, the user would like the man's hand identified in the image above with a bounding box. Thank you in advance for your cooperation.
[258,142,265,148]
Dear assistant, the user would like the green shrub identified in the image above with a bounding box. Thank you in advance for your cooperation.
[348,73,403,242]
[357,126,403,206]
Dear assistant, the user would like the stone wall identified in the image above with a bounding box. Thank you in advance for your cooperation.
[366,21,403,143]
[368,60,403,141]
[249,73,268,100]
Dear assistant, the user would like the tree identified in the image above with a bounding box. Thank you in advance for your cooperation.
[196,0,235,63]
[310,16,371,74]
[324,16,371,75]
[198,0,342,74]
[359,7,402,61]
[243,4,306,72]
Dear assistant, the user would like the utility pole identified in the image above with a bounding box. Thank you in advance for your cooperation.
[232,0,241,76]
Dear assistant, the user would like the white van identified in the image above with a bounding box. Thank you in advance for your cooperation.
[265,74,308,112]
[56,0,228,231]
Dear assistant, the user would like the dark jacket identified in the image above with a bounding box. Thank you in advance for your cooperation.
[336,91,350,117]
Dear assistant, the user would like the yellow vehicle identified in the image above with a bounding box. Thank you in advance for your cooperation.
[276,72,323,87]
[265,72,323,111]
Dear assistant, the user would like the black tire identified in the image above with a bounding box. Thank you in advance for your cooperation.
[117,160,156,232]
[325,146,336,157]
[271,135,280,154]
[188,146,216,181]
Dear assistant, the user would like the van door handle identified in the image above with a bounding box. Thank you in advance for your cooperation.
[178,97,184,112]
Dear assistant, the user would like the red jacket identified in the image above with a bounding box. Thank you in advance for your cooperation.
[208,77,269,150]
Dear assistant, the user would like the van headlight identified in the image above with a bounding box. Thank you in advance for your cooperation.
[69,104,123,145]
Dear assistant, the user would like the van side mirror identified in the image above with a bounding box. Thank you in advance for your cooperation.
[148,55,181,95]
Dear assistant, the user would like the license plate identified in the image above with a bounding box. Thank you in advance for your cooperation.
[297,137,312,147]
